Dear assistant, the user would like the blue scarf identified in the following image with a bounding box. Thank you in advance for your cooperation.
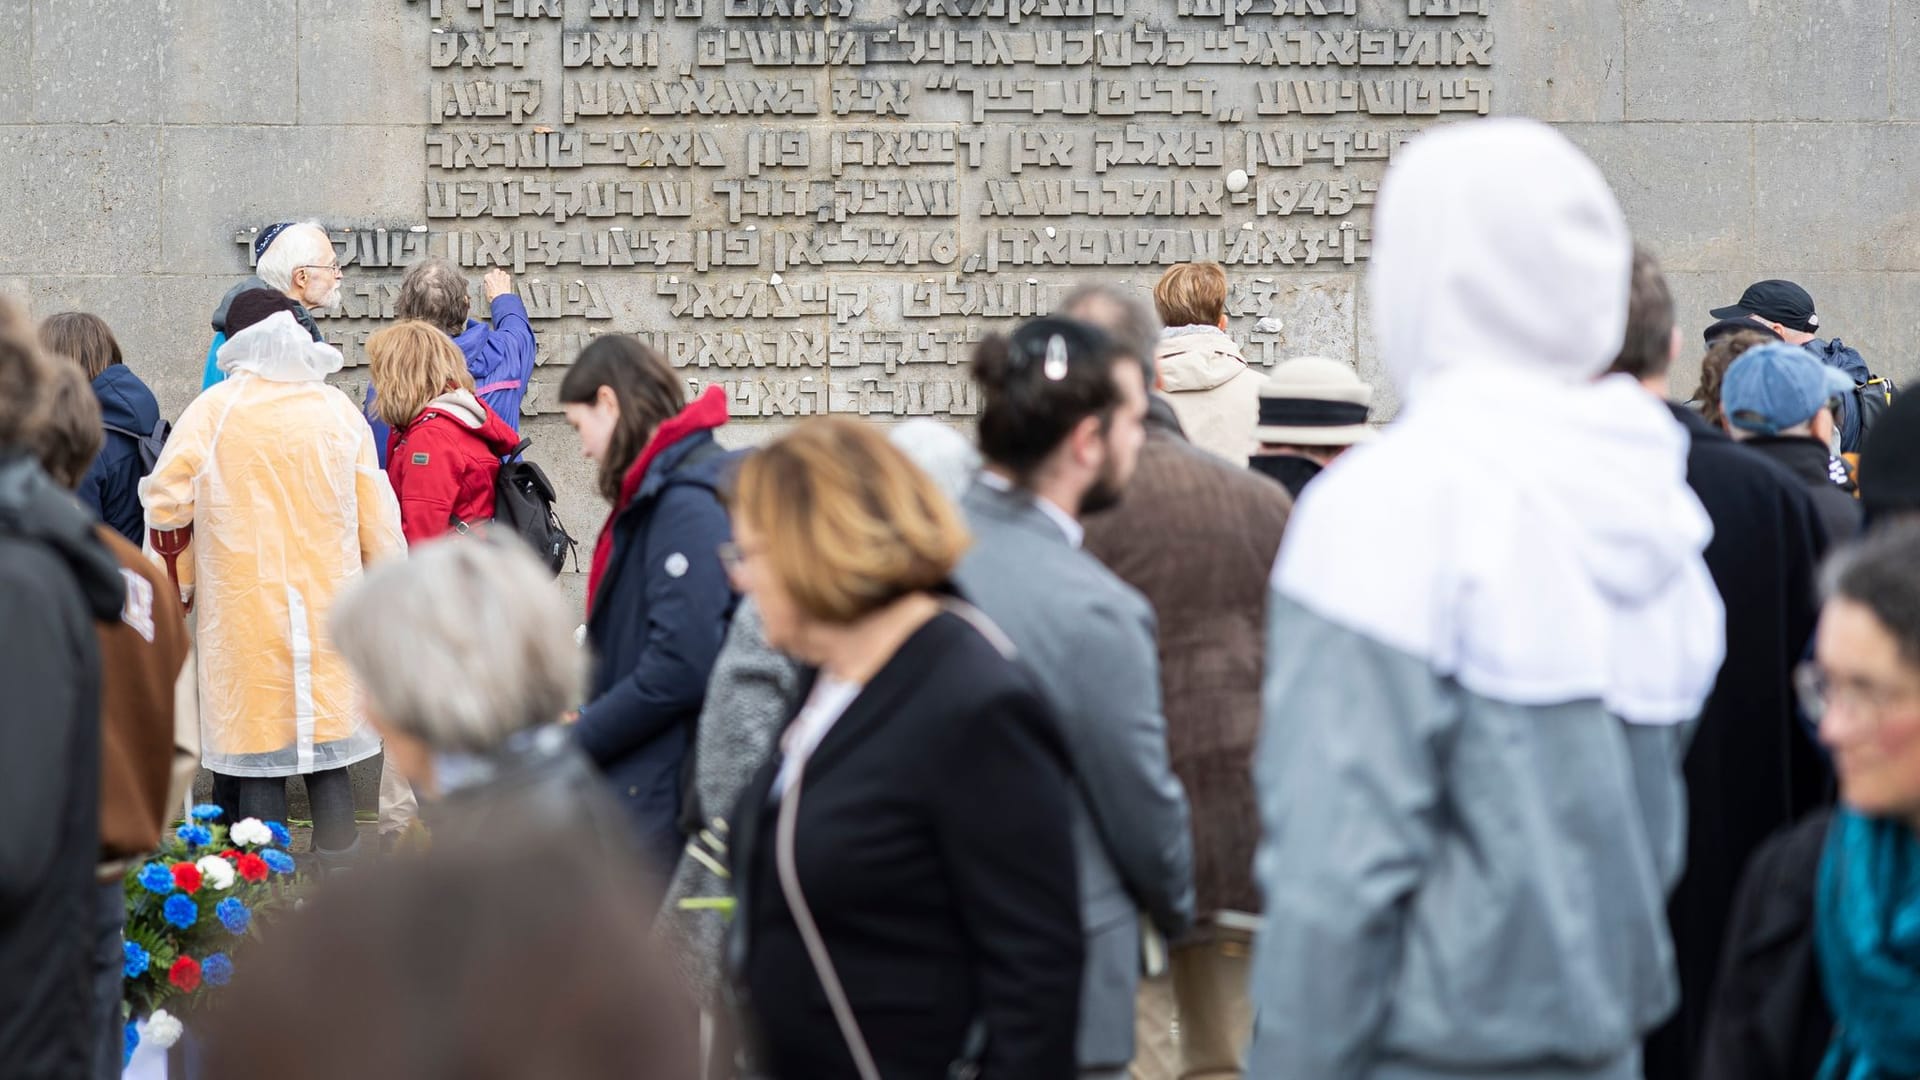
[1815,810,1920,1080]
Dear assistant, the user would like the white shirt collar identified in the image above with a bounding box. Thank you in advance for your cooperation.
[978,471,1084,549]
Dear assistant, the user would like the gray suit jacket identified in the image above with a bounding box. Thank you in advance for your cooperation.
[954,479,1196,1070]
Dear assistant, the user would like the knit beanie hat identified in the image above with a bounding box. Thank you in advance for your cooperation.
[225,289,305,337]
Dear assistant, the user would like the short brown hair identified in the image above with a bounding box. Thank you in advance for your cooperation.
[1610,246,1675,382]
[1152,262,1229,327]
[366,321,475,429]
[198,835,697,1080]
[732,418,970,624]
[39,312,124,381]
[395,258,472,337]
[27,360,103,489]
[1694,330,1774,429]
[0,309,52,450]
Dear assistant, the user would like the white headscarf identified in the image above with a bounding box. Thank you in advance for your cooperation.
[1275,119,1724,725]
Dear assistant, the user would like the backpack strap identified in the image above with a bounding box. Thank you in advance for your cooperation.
[475,379,521,398]
[101,422,148,441]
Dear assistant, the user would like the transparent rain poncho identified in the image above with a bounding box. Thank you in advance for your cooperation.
[141,312,405,777]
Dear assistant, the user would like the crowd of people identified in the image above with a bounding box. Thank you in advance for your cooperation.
[3,115,1918,1080]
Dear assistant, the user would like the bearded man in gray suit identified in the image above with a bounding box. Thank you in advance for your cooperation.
[953,315,1196,1080]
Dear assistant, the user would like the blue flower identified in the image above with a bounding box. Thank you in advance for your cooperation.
[176,824,213,848]
[201,952,233,987]
[189,804,223,821]
[216,897,250,935]
[123,1022,139,1068]
[138,862,174,894]
[123,940,151,979]
[261,849,295,875]
[163,894,199,930]
[265,821,292,847]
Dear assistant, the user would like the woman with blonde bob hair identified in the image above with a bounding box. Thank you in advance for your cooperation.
[726,418,1083,1080]
[365,320,520,545]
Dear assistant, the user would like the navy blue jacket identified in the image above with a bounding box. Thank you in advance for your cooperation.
[575,429,738,873]
[82,365,162,544]
[1807,338,1870,453]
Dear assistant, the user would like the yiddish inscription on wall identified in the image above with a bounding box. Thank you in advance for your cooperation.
[243,0,1490,420]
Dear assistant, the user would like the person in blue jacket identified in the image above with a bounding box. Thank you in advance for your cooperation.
[38,312,161,544]
[560,335,736,875]
[364,259,536,466]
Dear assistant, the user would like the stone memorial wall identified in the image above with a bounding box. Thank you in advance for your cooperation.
[4,0,1917,591]
[262,0,1495,427]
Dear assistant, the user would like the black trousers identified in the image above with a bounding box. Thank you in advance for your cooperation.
[210,767,356,851]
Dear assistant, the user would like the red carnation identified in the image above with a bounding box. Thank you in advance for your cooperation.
[170,862,203,894]
[168,955,202,993]
[235,852,268,884]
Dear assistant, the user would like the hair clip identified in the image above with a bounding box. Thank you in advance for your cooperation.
[1043,334,1070,381]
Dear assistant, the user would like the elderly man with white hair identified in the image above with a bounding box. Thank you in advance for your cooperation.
[329,535,631,851]
[200,221,341,390]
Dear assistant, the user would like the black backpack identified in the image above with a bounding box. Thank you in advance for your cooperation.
[1856,375,1898,447]
[456,440,576,574]
[102,419,171,476]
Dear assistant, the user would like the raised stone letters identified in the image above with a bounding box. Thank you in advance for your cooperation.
[358,0,1500,420]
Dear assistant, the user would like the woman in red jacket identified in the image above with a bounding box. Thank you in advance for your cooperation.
[366,321,521,545]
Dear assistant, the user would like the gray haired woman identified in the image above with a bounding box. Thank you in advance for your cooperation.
[329,535,631,852]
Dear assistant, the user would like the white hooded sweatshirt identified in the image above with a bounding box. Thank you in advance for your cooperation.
[1154,324,1264,463]
[1247,120,1725,1080]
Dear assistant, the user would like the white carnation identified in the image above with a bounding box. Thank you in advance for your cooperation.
[229,818,273,847]
[196,855,236,890]
[146,1009,184,1049]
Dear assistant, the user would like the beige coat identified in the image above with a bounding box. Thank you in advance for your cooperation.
[1155,325,1265,463]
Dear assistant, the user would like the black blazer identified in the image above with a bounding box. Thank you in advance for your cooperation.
[729,609,1083,1079]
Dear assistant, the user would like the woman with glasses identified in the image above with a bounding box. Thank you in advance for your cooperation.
[725,418,1081,1080]
[559,336,737,876]
[1701,522,1920,1080]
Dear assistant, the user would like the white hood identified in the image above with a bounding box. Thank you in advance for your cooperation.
[1156,325,1248,393]
[216,311,344,383]
[426,388,487,428]
[1370,118,1631,399]
[1275,120,1724,726]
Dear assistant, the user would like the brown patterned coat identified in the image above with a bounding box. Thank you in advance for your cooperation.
[1083,403,1290,915]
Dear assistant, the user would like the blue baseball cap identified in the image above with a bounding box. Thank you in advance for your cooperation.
[1722,342,1853,435]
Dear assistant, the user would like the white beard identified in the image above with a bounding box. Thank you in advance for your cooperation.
[308,282,342,311]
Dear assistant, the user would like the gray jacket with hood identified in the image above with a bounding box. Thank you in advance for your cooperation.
[1247,120,1725,1080]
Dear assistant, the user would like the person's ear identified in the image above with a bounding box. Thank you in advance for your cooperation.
[595,384,619,415]
[1666,325,1683,367]
[1217,313,1229,332]
[1071,413,1106,469]
[1813,406,1837,445]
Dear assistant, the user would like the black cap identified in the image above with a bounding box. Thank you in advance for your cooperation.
[1702,317,1784,346]
[225,289,304,336]
[1710,279,1819,334]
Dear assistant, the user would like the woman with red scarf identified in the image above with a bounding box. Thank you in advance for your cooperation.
[561,336,738,873]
